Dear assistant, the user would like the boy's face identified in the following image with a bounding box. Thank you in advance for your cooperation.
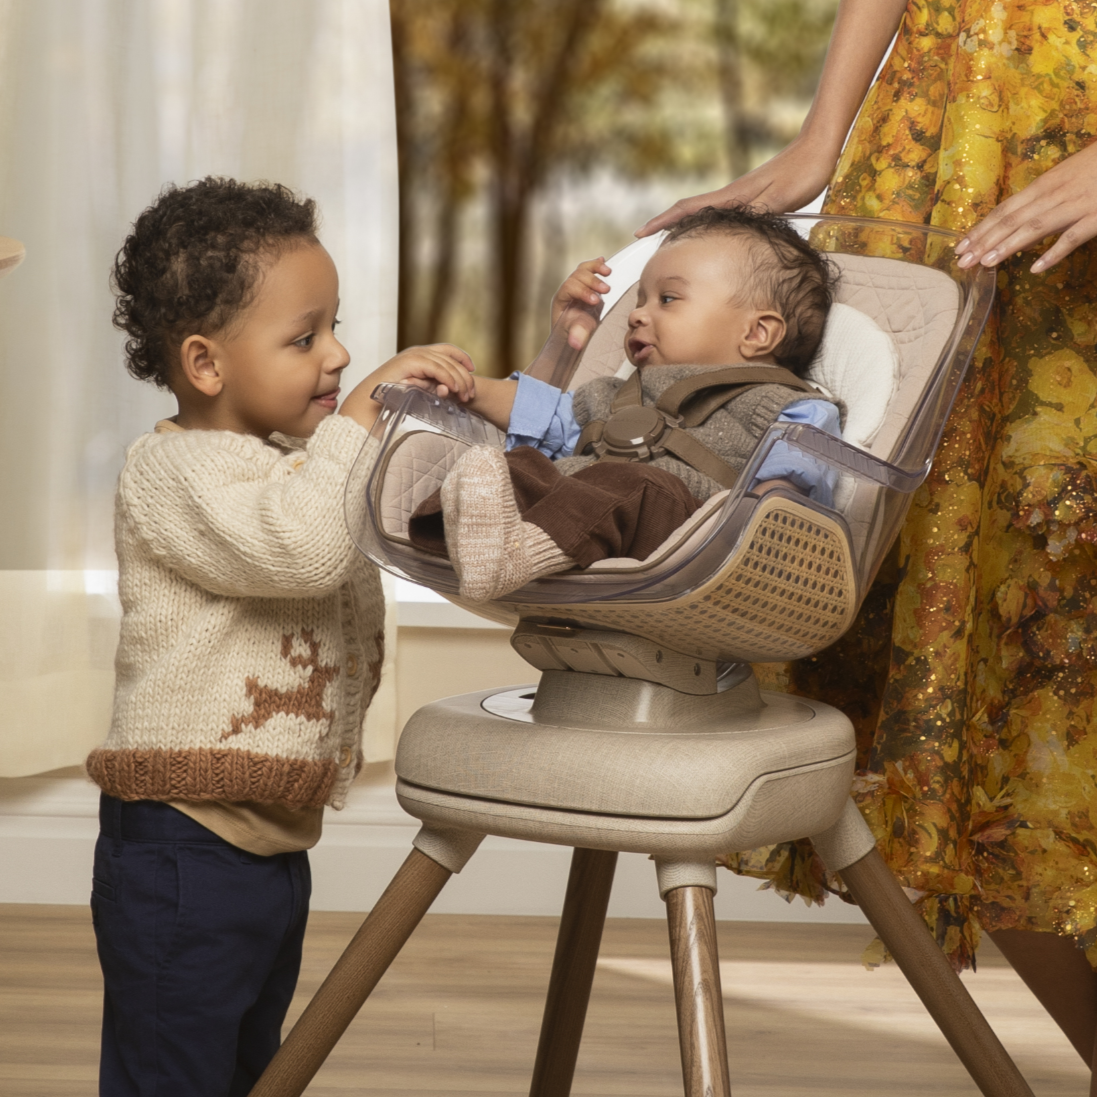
[625,234,784,368]
[185,242,349,438]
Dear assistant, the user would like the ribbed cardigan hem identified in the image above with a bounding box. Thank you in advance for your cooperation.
[86,747,338,809]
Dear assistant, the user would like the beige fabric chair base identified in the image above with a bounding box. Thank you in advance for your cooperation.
[396,677,856,834]
[249,678,1033,1097]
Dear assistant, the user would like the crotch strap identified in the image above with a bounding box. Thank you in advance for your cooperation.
[574,366,816,489]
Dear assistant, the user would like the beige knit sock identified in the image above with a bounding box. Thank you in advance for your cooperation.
[441,446,576,601]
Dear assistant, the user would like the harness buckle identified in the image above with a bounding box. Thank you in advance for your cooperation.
[589,404,670,462]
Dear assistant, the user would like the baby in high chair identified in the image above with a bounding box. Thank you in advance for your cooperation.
[408,205,843,601]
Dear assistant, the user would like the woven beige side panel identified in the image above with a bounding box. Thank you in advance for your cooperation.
[517,497,858,663]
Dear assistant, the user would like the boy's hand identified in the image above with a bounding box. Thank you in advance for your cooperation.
[551,258,611,350]
[339,343,476,429]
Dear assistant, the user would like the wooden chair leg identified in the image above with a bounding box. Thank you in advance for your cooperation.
[249,847,453,1097]
[529,847,618,1097]
[665,885,731,1097]
[840,848,1035,1097]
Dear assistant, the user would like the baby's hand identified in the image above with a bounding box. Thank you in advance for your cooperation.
[551,258,611,350]
[340,343,476,429]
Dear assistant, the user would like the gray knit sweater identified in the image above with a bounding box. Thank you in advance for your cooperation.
[556,364,815,501]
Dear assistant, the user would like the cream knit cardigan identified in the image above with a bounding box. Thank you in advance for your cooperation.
[86,414,385,811]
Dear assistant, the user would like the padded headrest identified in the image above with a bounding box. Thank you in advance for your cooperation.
[805,303,899,449]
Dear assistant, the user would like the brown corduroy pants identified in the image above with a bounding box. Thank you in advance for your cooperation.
[407,445,703,568]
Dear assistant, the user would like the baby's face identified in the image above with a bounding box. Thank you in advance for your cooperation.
[625,235,780,368]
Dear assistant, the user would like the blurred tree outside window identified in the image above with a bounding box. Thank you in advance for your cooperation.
[391,0,838,378]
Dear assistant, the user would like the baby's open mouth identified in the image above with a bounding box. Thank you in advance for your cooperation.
[628,338,653,362]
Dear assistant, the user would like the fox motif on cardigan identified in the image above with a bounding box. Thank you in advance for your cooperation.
[85,414,385,811]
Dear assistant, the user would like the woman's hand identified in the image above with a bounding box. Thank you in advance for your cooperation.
[955,141,1097,273]
[636,134,841,237]
[635,0,908,237]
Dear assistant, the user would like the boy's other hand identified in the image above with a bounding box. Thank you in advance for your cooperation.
[340,343,476,429]
[551,258,611,349]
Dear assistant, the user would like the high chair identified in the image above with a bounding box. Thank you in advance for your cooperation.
[250,216,1032,1097]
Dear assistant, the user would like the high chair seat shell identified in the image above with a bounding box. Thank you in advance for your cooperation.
[355,235,966,671]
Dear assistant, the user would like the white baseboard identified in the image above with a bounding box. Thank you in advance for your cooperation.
[0,776,866,924]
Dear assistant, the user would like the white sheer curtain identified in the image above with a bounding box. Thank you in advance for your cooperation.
[0,0,399,776]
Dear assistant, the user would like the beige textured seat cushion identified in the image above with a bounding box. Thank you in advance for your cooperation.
[809,302,898,448]
[377,430,464,541]
[397,686,854,820]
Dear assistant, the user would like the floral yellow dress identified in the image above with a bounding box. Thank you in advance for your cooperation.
[731,0,1097,969]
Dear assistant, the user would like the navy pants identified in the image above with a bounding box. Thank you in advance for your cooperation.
[91,795,311,1097]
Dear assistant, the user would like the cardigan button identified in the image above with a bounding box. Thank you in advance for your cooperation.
[347,655,359,677]
[339,747,353,768]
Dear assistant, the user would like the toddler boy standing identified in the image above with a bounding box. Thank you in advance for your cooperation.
[87,177,474,1097]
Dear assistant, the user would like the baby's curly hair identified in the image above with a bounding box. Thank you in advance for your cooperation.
[112,177,319,388]
[664,204,836,374]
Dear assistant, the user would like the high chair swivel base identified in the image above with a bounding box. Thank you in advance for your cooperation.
[249,668,1034,1097]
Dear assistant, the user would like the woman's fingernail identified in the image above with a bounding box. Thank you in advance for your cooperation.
[956,252,973,268]
[1031,257,1046,273]
[981,250,998,265]
[956,238,970,251]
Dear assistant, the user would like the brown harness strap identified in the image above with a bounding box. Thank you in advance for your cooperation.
[574,419,603,455]
[656,366,815,427]
[655,365,813,415]
[574,368,642,454]
[610,367,644,409]
[660,430,742,489]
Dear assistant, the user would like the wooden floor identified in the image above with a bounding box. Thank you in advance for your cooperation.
[1,904,1088,1096]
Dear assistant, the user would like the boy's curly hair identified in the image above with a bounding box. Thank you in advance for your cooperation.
[112,177,319,388]
[664,204,836,374]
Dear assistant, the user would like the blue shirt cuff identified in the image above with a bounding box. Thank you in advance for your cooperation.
[754,399,841,506]
[505,372,581,459]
